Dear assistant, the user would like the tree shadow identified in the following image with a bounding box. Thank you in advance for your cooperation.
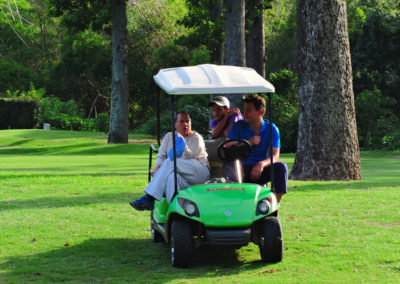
[0,171,146,180]
[1,138,34,147]
[0,143,149,156]
[0,193,140,212]
[288,180,400,193]
[0,238,272,282]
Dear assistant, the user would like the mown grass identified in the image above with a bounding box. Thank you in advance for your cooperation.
[0,129,399,283]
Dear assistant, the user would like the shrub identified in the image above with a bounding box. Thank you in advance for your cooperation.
[355,89,397,149]
[133,111,173,138]
[0,98,40,129]
[133,101,209,138]
[382,131,400,151]
[95,113,110,132]
[39,97,87,131]
[268,69,299,153]
[81,118,96,132]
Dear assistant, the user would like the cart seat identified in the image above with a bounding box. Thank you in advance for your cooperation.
[205,137,225,178]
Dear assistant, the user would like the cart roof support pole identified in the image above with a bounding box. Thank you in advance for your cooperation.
[157,90,161,146]
[267,93,275,193]
[170,95,178,196]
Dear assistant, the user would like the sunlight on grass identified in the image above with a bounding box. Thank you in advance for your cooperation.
[0,130,399,283]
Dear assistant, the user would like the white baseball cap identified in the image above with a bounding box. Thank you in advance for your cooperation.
[208,96,230,108]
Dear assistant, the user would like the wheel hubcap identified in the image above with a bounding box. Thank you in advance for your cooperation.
[171,236,175,263]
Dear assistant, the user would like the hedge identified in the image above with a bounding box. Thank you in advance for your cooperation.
[0,98,40,129]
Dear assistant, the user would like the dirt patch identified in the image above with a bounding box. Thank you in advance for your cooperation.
[380,222,400,227]
[365,221,400,228]
[355,187,372,191]
[128,139,157,144]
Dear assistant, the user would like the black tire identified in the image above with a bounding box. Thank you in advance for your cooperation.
[170,219,193,268]
[151,213,164,243]
[259,216,283,263]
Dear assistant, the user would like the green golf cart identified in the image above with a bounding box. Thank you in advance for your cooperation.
[148,64,282,267]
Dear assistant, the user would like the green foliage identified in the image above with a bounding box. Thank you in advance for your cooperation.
[0,0,59,91]
[0,61,34,92]
[48,29,111,113]
[133,111,172,137]
[189,46,211,65]
[133,99,209,138]
[265,0,297,74]
[182,103,210,133]
[268,69,299,153]
[48,0,111,34]
[177,0,225,63]
[348,1,400,150]
[355,89,398,149]
[56,30,110,80]
[382,131,400,151]
[1,0,399,152]
[39,96,109,131]
[0,97,40,129]
[95,113,110,133]
[1,83,45,100]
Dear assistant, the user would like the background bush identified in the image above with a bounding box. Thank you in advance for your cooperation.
[0,98,40,129]
[95,113,110,132]
[39,96,109,132]
[268,69,299,153]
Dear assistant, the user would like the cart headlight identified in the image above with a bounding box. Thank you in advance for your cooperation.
[256,199,270,215]
[178,198,200,217]
[185,203,196,215]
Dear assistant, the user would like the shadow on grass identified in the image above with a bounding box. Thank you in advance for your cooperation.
[0,143,148,156]
[0,171,146,180]
[287,180,400,193]
[0,238,270,282]
[0,193,141,212]
[2,138,34,148]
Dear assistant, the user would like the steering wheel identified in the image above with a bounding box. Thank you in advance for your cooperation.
[217,139,252,161]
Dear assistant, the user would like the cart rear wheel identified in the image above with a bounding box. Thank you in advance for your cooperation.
[171,219,193,267]
[259,216,283,263]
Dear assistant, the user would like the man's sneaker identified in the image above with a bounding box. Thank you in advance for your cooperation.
[130,194,154,211]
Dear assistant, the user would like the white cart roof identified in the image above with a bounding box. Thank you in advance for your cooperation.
[153,64,275,95]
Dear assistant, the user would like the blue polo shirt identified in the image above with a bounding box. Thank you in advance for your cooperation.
[227,118,280,165]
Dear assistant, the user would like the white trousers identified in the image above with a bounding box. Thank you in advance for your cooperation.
[145,159,210,203]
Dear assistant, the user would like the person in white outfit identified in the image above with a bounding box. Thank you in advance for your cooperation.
[130,111,210,211]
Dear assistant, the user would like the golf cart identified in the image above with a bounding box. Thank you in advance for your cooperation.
[148,64,282,267]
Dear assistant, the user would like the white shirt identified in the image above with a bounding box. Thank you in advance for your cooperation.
[155,131,209,168]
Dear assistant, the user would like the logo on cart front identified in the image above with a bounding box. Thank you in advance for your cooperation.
[225,210,231,216]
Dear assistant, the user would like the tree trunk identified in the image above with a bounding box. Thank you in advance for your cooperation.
[225,0,246,107]
[246,0,265,78]
[290,0,361,180]
[108,0,129,144]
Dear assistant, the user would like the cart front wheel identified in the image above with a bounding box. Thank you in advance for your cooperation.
[259,216,283,263]
[171,219,193,267]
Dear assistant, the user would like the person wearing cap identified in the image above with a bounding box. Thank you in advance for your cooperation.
[209,96,243,139]
[205,96,243,177]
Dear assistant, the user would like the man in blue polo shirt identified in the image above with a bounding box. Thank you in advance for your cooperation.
[224,94,288,203]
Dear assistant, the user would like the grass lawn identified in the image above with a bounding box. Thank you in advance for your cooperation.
[1,129,399,283]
